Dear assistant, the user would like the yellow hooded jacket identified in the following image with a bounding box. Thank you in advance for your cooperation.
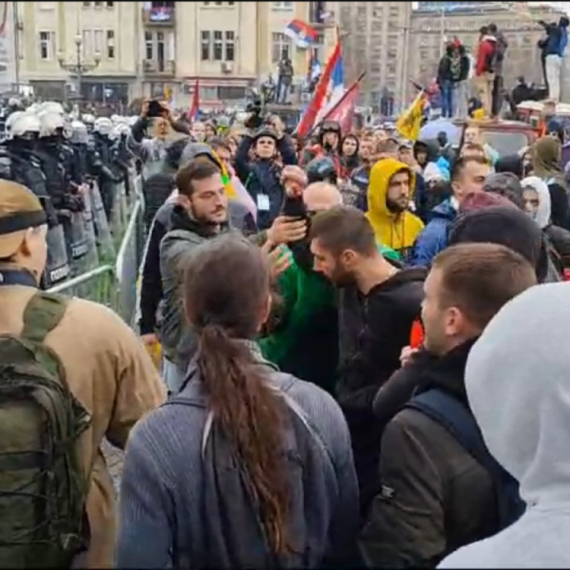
[366,158,424,255]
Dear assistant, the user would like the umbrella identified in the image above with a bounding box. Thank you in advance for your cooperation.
[420,119,462,146]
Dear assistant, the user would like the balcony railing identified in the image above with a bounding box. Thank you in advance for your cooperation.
[142,6,175,25]
[143,59,176,75]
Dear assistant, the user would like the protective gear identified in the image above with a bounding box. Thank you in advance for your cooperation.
[8,113,41,140]
[38,101,65,116]
[38,112,65,138]
[69,120,89,145]
[93,117,113,137]
[306,156,338,185]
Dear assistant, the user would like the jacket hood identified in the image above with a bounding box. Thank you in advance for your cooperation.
[431,198,457,221]
[414,139,439,163]
[522,176,551,230]
[532,136,565,187]
[368,158,413,220]
[465,283,570,506]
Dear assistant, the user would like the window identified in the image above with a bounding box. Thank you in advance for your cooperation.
[39,31,54,60]
[106,30,115,58]
[106,1,114,6]
[94,1,102,6]
[145,31,153,60]
[213,30,223,61]
[83,1,91,6]
[225,31,234,61]
[218,85,246,100]
[201,31,210,60]
[94,30,103,55]
[200,86,218,100]
[82,30,93,57]
[157,31,165,70]
[214,1,222,4]
[271,32,292,63]
[272,1,293,9]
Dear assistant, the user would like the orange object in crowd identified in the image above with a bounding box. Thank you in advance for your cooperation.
[409,318,424,349]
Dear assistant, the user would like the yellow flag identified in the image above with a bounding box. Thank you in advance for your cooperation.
[396,92,425,142]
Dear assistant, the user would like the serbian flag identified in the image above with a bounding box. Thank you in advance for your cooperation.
[189,78,200,121]
[284,19,318,49]
[296,40,342,139]
[321,78,359,135]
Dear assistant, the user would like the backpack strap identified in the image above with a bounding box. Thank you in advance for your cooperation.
[21,292,68,345]
[406,388,502,480]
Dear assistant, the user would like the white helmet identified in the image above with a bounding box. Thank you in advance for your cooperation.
[38,111,65,138]
[5,111,25,131]
[128,115,138,127]
[94,116,113,136]
[26,103,39,115]
[39,101,65,116]
[70,120,89,144]
[9,113,41,139]
[81,113,96,125]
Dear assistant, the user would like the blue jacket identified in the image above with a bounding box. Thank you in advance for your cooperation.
[411,199,457,267]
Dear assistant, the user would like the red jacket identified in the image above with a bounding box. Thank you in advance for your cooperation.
[476,36,497,76]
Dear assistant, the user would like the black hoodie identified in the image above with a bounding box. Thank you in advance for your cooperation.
[336,266,427,514]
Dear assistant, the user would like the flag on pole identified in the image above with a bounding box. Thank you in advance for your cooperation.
[396,91,426,142]
[296,39,342,138]
[321,79,360,135]
[284,19,318,49]
[189,79,200,122]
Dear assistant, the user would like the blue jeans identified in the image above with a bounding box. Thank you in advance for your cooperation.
[440,80,453,118]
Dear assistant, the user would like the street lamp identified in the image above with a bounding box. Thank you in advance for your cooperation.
[58,34,101,104]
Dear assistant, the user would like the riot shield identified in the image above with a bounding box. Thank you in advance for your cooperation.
[44,223,71,287]
[62,209,90,277]
[89,181,115,260]
[111,181,128,239]
[81,188,100,271]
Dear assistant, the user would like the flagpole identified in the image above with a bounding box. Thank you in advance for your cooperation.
[302,71,366,141]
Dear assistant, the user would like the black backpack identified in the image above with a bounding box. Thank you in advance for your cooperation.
[406,388,525,533]
[0,292,92,568]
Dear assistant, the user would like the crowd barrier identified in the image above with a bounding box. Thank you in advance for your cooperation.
[48,172,146,328]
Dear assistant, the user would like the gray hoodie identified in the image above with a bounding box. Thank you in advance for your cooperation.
[440,283,570,568]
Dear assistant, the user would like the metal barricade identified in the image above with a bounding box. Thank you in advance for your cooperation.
[48,265,119,313]
[115,199,145,326]
[48,172,146,327]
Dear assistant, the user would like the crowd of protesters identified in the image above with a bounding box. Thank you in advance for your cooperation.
[2,94,570,569]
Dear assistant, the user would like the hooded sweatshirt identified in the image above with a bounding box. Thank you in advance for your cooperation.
[439,283,570,569]
[367,158,424,259]
[523,176,570,269]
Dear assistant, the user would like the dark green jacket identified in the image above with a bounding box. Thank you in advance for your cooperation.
[259,245,401,394]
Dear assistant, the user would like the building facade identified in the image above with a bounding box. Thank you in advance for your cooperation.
[16,1,335,107]
[338,1,413,112]
[17,1,138,103]
[408,3,565,93]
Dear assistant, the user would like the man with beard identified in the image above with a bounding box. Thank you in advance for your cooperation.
[367,158,424,261]
[359,243,536,568]
[309,205,426,514]
[159,159,297,393]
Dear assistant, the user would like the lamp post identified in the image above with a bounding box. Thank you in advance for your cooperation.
[58,34,101,104]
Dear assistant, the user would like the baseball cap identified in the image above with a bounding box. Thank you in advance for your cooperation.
[0,180,47,259]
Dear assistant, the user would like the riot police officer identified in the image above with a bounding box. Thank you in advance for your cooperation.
[0,112,70,286]
[93,116,123,221]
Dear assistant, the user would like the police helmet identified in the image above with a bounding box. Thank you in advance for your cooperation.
[306,156,338,185]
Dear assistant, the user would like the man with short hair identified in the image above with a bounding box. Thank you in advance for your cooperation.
[412,155,491,266]
[0,180,164,567]
[310,205,426,513]
[359,242,537,568]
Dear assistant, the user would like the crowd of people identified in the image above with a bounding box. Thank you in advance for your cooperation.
[2,95,570,569]
[436,14,569,121]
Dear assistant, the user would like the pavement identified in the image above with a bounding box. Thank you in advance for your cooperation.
[101,439,124,496]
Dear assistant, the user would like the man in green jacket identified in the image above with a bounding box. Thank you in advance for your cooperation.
[259,178,400,394]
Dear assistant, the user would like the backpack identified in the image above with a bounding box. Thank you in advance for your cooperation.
[0,292,92,568]
[406,388,525,533]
